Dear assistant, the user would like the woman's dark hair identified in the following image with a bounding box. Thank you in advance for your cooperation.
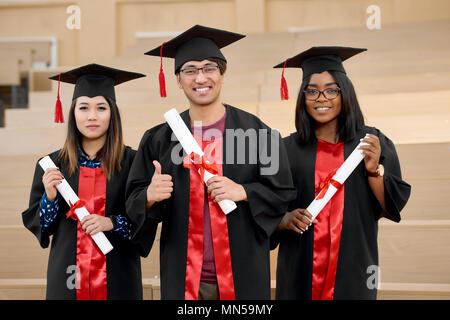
[294,70,365,144]
[58,96,124,180]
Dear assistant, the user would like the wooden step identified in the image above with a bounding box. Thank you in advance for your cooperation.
[11,90,450,143]
[230,54,450,80]
[0,125,150,155]
[258,100,450,143]
[0,142,448,181]
[283,20,450,50]
[2,176,448,228]
[359,91,450,117]
[128,21,449,62]
[0,225,160,279]
[0,227,48,279]
[0,143,447,180]
[400,178,450,220]
[28,88,186,110]
[0,185,31,225]
[2,220,450,284]
[128,32,295,58]
[395,142,450,178]
[1,278,449,300]
[141,223,161,279]
[1,145,448,232]
[0,278,159,300]
[0,154,38,186]
[28,90,73,110]
[0,278,46,300]
[258,91,450,118]
[5,102,259,128]
[4,108,71,128]
[378,282,450,300]
[112,55,267,87]
[122,22,450,79]
[28,80,261,110]
[378,220,450,284]
[0,127,66,156]
[4,104,172,129]
[270,220,450,284]
[261,71,450,98]
[109,53,450,97]
[366,114,450,144]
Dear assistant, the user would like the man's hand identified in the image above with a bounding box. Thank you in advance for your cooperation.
[206,176,247,203]
[146,160,173,210]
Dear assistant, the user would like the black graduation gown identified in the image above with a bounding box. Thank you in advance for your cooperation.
[22,146,152,300]
[126,104,296,300]
[272,126,411,300]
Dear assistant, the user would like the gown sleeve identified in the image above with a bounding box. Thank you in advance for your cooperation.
[377,130,412,222]
[111,214,132,240]
[22,159,62,248]
[39,192,60,232]
[125,130,162,256]
[242,129,296,238]
[269,195,299,250]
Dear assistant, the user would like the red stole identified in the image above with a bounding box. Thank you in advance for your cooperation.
[74,166,108,300]
[184,136,236,300]
[312,139,345,300]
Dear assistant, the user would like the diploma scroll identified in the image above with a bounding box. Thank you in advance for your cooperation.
[164,108,237,215]
[38,156,114,255]
[306,138,370,221]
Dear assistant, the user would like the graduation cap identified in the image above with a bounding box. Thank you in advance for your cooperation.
[273,46,367,100]
[49,64,145,123]
[144,25,245,97]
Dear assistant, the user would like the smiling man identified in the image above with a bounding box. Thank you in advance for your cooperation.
[125,25,296,300]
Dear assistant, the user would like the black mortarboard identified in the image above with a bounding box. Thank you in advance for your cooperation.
[274,46,366,100]
[49,64,145,123]
[144,25,245,97]
[49,63,146,101]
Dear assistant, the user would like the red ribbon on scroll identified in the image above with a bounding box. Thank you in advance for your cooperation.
[316,168,342,200]
[66,199,85,221]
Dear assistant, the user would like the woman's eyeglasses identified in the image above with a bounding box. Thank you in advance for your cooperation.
[303,87,341,101]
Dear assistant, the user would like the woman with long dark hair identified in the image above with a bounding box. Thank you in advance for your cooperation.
[272,47,411,299]
[21,64,152,299]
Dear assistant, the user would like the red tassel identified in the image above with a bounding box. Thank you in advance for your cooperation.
[54,99,63,123]
[159,69,167,98]
[159,42,167,98]
[280,59,289,100]
[54,72,64,123]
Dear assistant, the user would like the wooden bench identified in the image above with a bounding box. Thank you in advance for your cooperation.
[1,278,449,300]
[0,278,160,300]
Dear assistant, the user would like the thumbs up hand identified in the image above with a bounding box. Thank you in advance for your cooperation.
[146,160,173,208]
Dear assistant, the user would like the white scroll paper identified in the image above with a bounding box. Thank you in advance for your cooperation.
[38,156,114,255]
[164,108,237,215]
[306,137,370,221]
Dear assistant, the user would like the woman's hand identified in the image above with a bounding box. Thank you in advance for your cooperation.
[42,168,64,201]
[277,208,318,234]
[80,214,114,235]
[359,134,381,174]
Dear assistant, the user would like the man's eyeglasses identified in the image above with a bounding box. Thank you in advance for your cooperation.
[179,65,220,77]
[303,87,341,101]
